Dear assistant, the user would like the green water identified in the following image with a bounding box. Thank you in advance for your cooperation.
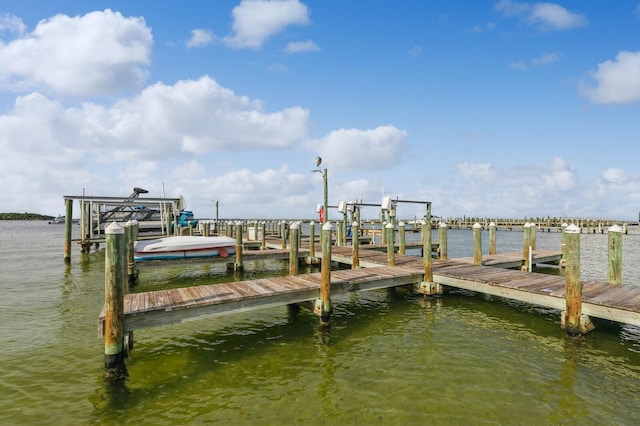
[2,221,640,424]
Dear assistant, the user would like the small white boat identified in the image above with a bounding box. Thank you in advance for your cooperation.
[134,236,236,261]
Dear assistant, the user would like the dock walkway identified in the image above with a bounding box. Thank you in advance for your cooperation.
[99,240,640,333]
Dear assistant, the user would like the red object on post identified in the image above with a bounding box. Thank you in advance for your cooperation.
[319,208,324,223]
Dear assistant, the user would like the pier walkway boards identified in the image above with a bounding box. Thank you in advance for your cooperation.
[99,243,640,336]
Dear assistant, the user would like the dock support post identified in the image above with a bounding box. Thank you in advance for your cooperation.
[419,217,440,294]
[352,221,359,269]
[531,222,537,250]
[562,224,594,335]
[381,221,387,245]
[63,198,73,263]
[522,223,532,272]
[316,222,333,326]
[438,222,448,260]
[386,223,395,266]
[260,221,266,250]
[281,221,287,250]
[342,212,348,246]
[398,221,406,255]
[104,222,126,378]
[124,220,138,287]
[173,203,179,236]
[560,223,568,267]
[308,221,316,261]
[235,221,243,271]
[473,223,482,266]
[489,222,496,255]
[608,225,623,285]
[289,222,299,275]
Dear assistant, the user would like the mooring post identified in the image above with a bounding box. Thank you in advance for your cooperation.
[317,221,333,326]
[352,221,359,269]
[438,222,448,260]
[560,222,568,267]
[281,221,287,250]
[473,223,482,266]
[386,223,395,266]
[104,222,126,377]
[260,221,266,250]
[342,212,348,246]
[235,221,243,271]
[124,220,139,288]
[398,221,406,255]
[563,224,593,335]
[489,222,496,255]
[418,218,439,294]
[308,221,316,260]
[63,198,73,263]
[522,223,532,272]
[608,225,623,285]
[173,205,179,236]
[381,221,387,245]
[289,222,299,275]
[531,222,537,250]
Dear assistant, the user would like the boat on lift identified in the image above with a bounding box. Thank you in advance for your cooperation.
[134,236,236,261]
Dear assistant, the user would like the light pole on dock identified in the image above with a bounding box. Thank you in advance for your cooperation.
[312,156,328,224]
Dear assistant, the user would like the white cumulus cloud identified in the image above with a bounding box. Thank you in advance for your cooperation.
[579,51,640,104]
[224,0,310,49]
[310,126,408,171]
[495,0,587,31]
[0,9,152,98]
[186,29,215,48]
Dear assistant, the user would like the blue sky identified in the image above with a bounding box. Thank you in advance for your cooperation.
[1,1,639,221]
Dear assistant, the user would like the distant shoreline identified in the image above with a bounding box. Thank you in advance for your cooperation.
[0,213,54,220]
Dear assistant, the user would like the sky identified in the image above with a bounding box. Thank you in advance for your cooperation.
[1,0,640,222]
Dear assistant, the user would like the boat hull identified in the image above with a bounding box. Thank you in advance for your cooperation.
[134,236,236,261]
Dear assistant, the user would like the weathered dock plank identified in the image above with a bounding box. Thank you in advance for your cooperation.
[100,241,640,338]
[99,267,424,333]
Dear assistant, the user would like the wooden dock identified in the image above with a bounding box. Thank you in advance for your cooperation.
[99,242,640,335]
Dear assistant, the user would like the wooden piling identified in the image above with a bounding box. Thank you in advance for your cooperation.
[560,222,568,267]
[309,221,316,259]
[104,222,126,377]
[531,222,537,250]
[608,225,622,285]
[124,220,138,288]
[522,223,532,272]
[289,222,299,275]
[281,221,287,250]
[473,223,482,266]
[235,221,243,271]
[318,222,333,325]
[352,221,359,269]
[386,223,395,266]
[489,222,496,255]
[438,222,448,260]
[381,221,387,245]
[63,198,73,263]
[563,224,593,335]
[398,221,406,255]
[260,221,266,250]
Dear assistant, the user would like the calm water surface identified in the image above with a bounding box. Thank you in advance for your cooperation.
[2,221,640,425]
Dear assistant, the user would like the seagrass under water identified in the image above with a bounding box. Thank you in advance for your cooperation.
[1,221,640,424]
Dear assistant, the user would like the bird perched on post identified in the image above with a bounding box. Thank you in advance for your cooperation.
[316,156,322,168]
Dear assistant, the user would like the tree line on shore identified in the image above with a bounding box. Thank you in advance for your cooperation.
[0,212,54,220]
